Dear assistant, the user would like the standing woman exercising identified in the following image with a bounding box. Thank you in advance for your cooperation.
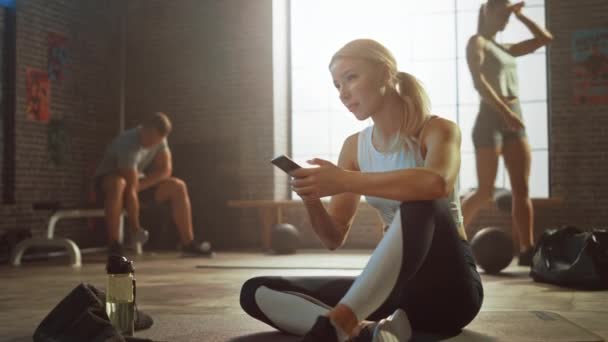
[240,39,483,341]
[461,1,553,266]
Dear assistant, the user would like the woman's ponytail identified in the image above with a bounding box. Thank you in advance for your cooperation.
[395,71,430,137]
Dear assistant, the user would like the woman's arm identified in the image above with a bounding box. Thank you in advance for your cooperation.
[467,35,524,131]
[344,119,461,201]
[293,119,462,203]
[293,134,362,250]
[507,4,553,57]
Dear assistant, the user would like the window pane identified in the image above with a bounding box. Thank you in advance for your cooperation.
[292,111,330,158]
[458,104,479,153]
[521,101,548,150]
[292,67,330,112]
[290,1,334,69]
[411,60,457,106]
[457,0,484,12]
[432,105,458,123]
[412,12,456,61]
[328,85,346,112]
[495,157,508,189]
[415,1,455,13]
[459,151,478,194]
[530,149,549,197]
[517,53,548,102]
[457,57,479,105]
[456,10,479,58]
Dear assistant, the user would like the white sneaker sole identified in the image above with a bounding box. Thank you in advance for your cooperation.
[133,229,149,245]
[373,309,412,342]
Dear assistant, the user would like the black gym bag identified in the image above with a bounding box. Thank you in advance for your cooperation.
[34,283,156,342]
[530,226,608,290]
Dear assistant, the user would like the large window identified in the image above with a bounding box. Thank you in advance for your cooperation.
[290,0,549,197]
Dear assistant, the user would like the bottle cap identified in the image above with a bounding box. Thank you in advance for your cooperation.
[106,255,134,274]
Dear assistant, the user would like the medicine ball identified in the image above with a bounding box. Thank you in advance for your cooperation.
[471,227,513,274]
[271,223,300,254]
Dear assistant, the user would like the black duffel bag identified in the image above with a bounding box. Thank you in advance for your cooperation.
[34,283,155,342]
[530,226,608,290]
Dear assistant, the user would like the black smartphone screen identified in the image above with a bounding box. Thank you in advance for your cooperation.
[271,155,302,174]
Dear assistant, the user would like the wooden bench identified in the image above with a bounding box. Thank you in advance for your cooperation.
[10,203,136,267]
[227,199,385,251]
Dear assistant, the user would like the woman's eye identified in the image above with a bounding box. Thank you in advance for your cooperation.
[346,74,357,81]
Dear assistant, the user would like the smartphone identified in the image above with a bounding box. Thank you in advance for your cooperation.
[271,155,302,174]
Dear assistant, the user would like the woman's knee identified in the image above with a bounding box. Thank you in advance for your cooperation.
[399,199,449,218]
[510,182,530,199]
[407,288,482,333]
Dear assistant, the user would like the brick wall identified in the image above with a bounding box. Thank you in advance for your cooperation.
[0,0,122,247]
[547,0,608,229]
[125,0,277,248]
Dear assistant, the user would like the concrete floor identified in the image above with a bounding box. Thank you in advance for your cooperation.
[1,250,607,342]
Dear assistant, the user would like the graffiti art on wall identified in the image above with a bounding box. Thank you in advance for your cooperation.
[572,28,608,105]
[48,32,68,81]
[26,68,50,122]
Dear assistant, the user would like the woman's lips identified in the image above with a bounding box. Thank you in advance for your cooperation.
[346,103,358,111]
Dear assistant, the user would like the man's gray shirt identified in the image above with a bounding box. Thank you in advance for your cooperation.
[95,127,168,179]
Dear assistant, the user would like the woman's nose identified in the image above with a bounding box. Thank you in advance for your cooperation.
[339,86,350,101]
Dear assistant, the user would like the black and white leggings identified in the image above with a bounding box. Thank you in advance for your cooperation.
[240,199,484,335]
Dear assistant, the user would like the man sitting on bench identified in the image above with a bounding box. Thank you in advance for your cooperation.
[94,112,214,257]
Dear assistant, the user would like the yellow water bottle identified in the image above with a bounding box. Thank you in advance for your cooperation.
[106,255,135,336]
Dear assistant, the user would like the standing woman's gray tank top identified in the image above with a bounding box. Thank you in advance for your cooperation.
[481,38,519,98]
[357,117,464,231]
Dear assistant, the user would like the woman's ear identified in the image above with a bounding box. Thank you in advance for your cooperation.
[379,64,392,88]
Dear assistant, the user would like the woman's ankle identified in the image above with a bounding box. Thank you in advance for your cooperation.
[328,304,359,338]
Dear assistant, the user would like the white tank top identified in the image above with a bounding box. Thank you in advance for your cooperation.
[357,123,464,228]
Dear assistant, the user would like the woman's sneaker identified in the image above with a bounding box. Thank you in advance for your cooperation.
[372,309,412,342]
[518,247,535,266]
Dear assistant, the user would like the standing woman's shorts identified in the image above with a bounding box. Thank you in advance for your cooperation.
[472,100,526,149]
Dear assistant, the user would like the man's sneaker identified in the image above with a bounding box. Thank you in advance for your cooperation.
[518,247,535,266]
[182,241,215,257]
[126,228,149,249]
[371,309,412,342]
[107,241,124,256]
[299,315,338,342]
